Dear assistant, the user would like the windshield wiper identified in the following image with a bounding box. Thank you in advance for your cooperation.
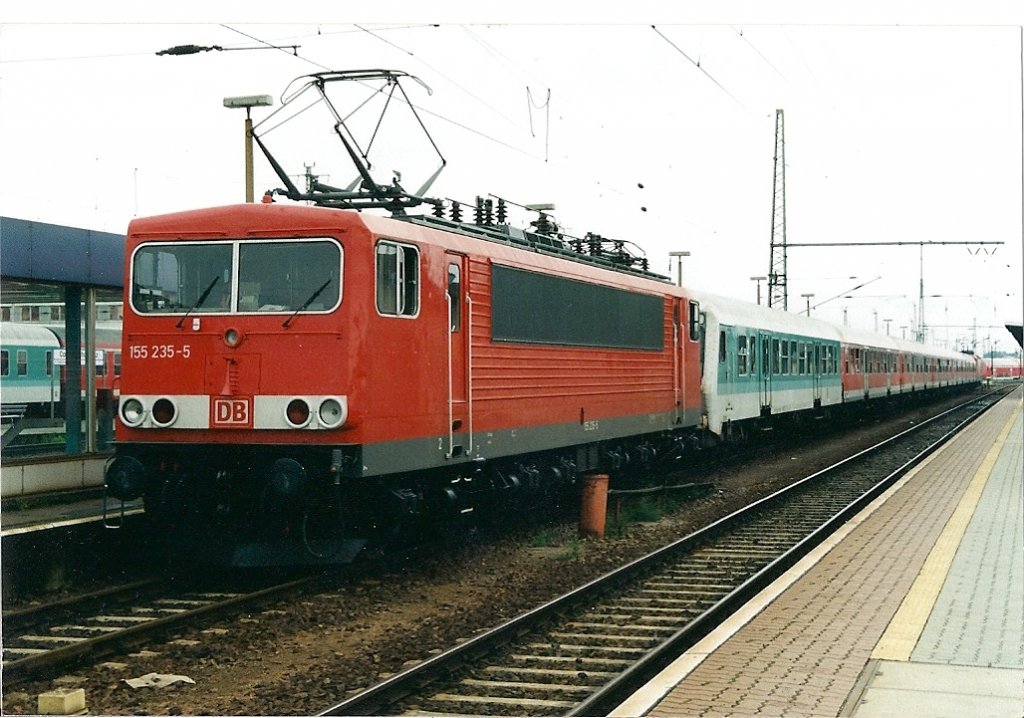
[283,278,332,328]
[176,277,219,328]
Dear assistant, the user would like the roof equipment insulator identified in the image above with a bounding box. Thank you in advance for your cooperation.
[496,197,508,224]
[450,200,463,223]
[531,212,557,237]
[474,196,485,225]
[484,198,494,226]
[431,200,446,218]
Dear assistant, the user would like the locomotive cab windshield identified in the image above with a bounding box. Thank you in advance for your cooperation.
[131,238,342,316]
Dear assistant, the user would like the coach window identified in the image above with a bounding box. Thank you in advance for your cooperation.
[749,335,757,374]
[719,331,726,363]
[737,335,748,374]
[16,349,28,376]
[46,351,53,376]
[448,263,461,331]
[1,350,8,376]
[780,340,791,375]
[771,338,780,375]
[376,240,420,317]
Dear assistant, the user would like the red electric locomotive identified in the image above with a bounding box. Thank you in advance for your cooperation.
[104,70,711,565]
[105,201,704,564]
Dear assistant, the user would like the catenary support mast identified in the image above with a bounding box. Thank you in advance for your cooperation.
[768,109,788,310]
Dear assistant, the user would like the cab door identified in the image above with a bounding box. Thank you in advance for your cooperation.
[446,253,470,457]
[673,301,684,424]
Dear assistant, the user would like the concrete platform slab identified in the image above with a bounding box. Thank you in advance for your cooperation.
[851,660,1024,718]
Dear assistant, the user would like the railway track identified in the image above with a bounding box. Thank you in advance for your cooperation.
[1,574,317,684]
[322,389,1005,717]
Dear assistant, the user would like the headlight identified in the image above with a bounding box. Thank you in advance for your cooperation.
[151,397,177,427]
[285,398,311,428]
[318,397,346,428]
[121,397,146,427]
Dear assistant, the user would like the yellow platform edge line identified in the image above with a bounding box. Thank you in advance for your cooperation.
[871,401,1023,661]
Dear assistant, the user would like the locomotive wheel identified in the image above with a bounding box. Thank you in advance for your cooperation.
[299,482,346,559]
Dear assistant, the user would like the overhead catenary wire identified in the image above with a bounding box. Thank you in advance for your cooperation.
[220,24,332,70]
[221,24,544,162]
[526,87,551,162]
[352,23,528,134]
[651,25,748,111]
[732,26,792,86]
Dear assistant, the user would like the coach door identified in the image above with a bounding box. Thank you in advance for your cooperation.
[446,253,470,458]
[759,333,772,413]
[812,343,823,407]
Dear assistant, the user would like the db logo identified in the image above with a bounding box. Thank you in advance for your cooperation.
[212,398,251,427]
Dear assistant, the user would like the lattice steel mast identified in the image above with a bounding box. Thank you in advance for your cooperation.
[767,108,787,310]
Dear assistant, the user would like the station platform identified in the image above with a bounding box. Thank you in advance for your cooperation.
[0,490,143,537]
[612,386,1023,718]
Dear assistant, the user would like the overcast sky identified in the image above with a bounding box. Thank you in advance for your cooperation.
[1,2,1022,353]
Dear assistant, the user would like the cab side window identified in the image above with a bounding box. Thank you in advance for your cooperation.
[688,301,701,341]
[376,240,420,317]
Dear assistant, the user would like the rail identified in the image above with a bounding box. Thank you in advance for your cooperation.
[319,388,1004,716]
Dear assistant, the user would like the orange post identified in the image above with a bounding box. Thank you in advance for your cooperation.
[580,472,610,539]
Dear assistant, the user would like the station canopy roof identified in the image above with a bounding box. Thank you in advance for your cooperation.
[0,216,125,305]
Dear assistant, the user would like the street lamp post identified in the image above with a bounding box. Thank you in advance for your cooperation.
[750,276,767,305]
[223,95,273,202]
[669,251,691,287]
[801,292,815,316]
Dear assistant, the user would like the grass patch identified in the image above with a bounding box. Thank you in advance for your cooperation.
[556,537,584,561]
[530,527,558,548]
[626,497,663,522]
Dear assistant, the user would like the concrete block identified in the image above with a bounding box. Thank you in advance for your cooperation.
[129,650,161,658]
[37,687,86,715]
